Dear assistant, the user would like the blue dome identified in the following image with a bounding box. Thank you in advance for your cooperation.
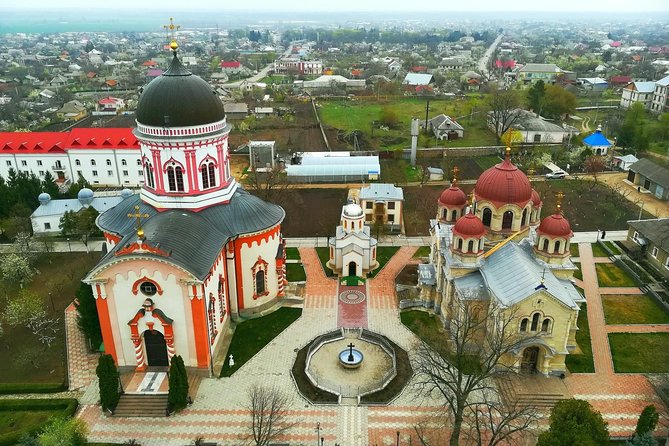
[38,192,51,205]
[121,188,133,199]
[78,188,94,206]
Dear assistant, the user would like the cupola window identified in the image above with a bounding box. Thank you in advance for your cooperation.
[482,208,492,227]
[144,161,155,188]
[167,165,185,192]
[201,161,216,189]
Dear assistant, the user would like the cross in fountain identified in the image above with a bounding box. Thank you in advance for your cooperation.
[347,342,355,362]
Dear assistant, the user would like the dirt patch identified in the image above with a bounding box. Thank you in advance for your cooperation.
[396,264,419,286]
[271,188,348,237]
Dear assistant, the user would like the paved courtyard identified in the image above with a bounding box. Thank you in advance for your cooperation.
[72,244,669,444]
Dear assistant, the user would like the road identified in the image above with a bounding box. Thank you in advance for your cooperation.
[477,33,504,79]
[223,46,293,88]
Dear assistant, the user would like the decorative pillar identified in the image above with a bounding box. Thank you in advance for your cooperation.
[188,283,210,369]
[163,323,175,362]
[93,283,118,364]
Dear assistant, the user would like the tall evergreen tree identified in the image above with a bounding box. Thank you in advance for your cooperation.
[75,282,102,350]
[168,355,189,412]
[96,354,120,412]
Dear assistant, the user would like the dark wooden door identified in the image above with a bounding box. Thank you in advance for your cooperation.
[348,261,356,277]
[521,347,539,373]
[144,330,168,367]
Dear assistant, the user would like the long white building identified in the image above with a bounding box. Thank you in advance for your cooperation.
[0,128,143,187]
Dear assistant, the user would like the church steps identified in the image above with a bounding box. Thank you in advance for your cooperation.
[113,394,168,417]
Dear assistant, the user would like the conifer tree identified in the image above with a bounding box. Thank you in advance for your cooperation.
[96,354,120,412]
[168,355,189,412]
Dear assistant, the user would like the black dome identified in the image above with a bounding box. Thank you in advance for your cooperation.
[136,54,225,128]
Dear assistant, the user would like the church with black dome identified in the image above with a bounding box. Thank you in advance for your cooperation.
[83,44,286,375]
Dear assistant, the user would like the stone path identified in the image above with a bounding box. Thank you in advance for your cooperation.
[65,303,100,391]
[564,243,669,437]
[299,247,337,309]
[337,285,368,328]
[368,246,418,310]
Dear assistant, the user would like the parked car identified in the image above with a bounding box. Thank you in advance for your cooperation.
[546,170,567,179]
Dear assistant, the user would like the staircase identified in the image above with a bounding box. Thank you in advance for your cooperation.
[497,375,569,410]
[113,394,169,417]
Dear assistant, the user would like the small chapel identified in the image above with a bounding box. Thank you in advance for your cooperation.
[419,149,585,376]
[83,41,286,376]
[327,201,379,277]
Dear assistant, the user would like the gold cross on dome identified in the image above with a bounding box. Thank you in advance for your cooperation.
[452,165,460,184]
[556,191,565,213]
[128,205,150,239]
[163,17,181,51]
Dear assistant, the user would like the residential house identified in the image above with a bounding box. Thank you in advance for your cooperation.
[56,100,87,122]
[223,102,248,119]
[628,158,669,200]
[220,60,243,74]
[96,97,125,114]
[492,109,578,144]
[427,114,465,140]
[253,107,274,118]
[439,58,466,71]
[514,63,567,84]
[298,75,366,93]
[609,75,632,87]
[578,77,608,90]
[48,75,68,88]
[274,57,323,75]
[402,73,433,86]
[650,74,669,114]
[358,183,404,233]
[627,219,669,278]
[612,154,639,171]
[620,81,656,109]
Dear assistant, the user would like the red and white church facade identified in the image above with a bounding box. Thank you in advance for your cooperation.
[84,49,286,375]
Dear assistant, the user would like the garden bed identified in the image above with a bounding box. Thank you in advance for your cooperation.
[286,263,306,282]
[285,247,301,260]
[367,246,400,279]
[315,247,335,278]
[0,398,78,446]
[591,243,609,258]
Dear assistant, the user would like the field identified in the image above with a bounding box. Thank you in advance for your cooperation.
[609,333,669,373]
[269,188,348,237]
[595,263,637,287]
[0,252,99,385]
[318,97,497,151]
[602,294,669,325]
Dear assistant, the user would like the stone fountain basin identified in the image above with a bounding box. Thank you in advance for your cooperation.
[339,349,364,369]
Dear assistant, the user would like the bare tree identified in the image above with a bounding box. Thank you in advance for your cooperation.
[484,89,522,142]
[244,165,291,203]
[413,299,540,446]
[246,384,295,446]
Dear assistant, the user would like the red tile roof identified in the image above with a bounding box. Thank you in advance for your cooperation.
[0,129,139,154]
[142,60,157,67]
[220,61,241,69]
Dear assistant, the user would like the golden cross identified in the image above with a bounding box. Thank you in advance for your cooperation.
[556,191,565,213]
[163,17,181,51]
[452,165,459,184]
[128,205,150,239]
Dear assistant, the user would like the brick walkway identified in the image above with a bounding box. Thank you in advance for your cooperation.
[565,243,669,437]
[337,285,368,328]
[368,246,418,310]
[65,303,100,391]
[299,247,337,309]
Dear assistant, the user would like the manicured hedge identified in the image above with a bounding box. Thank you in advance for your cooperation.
[0,381,67,395]
[0,398,78,446]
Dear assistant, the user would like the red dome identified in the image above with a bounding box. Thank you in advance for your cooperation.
[439,185,467,207]
[537,213,573,238]
[475,156,532,207]
[531,189,542,206]
[453,211,486,237]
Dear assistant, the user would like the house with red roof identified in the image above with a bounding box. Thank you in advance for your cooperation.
[220,60,242,74]
[96,97,125,113]
[0,128,143,187]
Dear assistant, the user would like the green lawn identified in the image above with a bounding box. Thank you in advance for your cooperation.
[0,399,78,445]
[285,247,301,260]
[401,310,443,350]
[603,241,621,255]
[314,247,335,278]
[367,246,401,278]
[602,294,669,325]
[474,156,502,171]
[318,98,497,150]
[595,263,637,287]
[591,243,609,258]
[565,304,594,373]
[609,333,669,373]
[286,263,306,282]
[573,262,583,281]
[413,246,431,258]
[570,244,580,257]
[220,308,302,377]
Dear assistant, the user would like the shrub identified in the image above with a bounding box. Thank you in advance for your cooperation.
[96,354,120,412]
[635,405,659,436]
[75,282,102,350]
[168,355,189,412]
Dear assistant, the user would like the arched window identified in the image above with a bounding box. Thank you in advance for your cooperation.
[443,209,448,219]
[208,293,217,342]
[175,166,184,191]
[542,238,549,251]
[451,209,457,221]
[522,208,528,226]
[468,240,475,253]
[201,165,210,189]
[218,278,226,322]
[520,318,528,332]
[166,165,185,192]
[531,312,540,331]
[457,238,463,250]
[554,241,561,254]
[255,270,266,295]
[208,163,216,187]
[482,208,492,227]
[200,161,217,189]
[542,318,551,333]
[144,162,155,188]
[502,210,514,229]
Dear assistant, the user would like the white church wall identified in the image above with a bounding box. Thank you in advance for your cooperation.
[101,260,198,368]
[238,226,282,312]
[201,249,229,355]
[341,251,363,276]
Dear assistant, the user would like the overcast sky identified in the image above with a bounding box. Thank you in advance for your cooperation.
[5,0,669,12]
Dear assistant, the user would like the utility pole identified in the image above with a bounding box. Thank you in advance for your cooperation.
[424,99,430,132]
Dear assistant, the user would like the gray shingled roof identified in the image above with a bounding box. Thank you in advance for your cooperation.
[630,158,669,188]
[91,189,284,280]
[479,240,582,309]
[628,218,669,251]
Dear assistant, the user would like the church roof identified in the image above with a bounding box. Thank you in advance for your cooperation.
[583,129,612,147]
[478,240,582,309]
[92,188,284,280]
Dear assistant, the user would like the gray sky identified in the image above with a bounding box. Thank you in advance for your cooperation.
[7,0,669,11]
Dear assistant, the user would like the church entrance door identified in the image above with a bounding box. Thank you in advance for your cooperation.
[520,346,539,373]
[143,330,168,367]
[348,261,357,277]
